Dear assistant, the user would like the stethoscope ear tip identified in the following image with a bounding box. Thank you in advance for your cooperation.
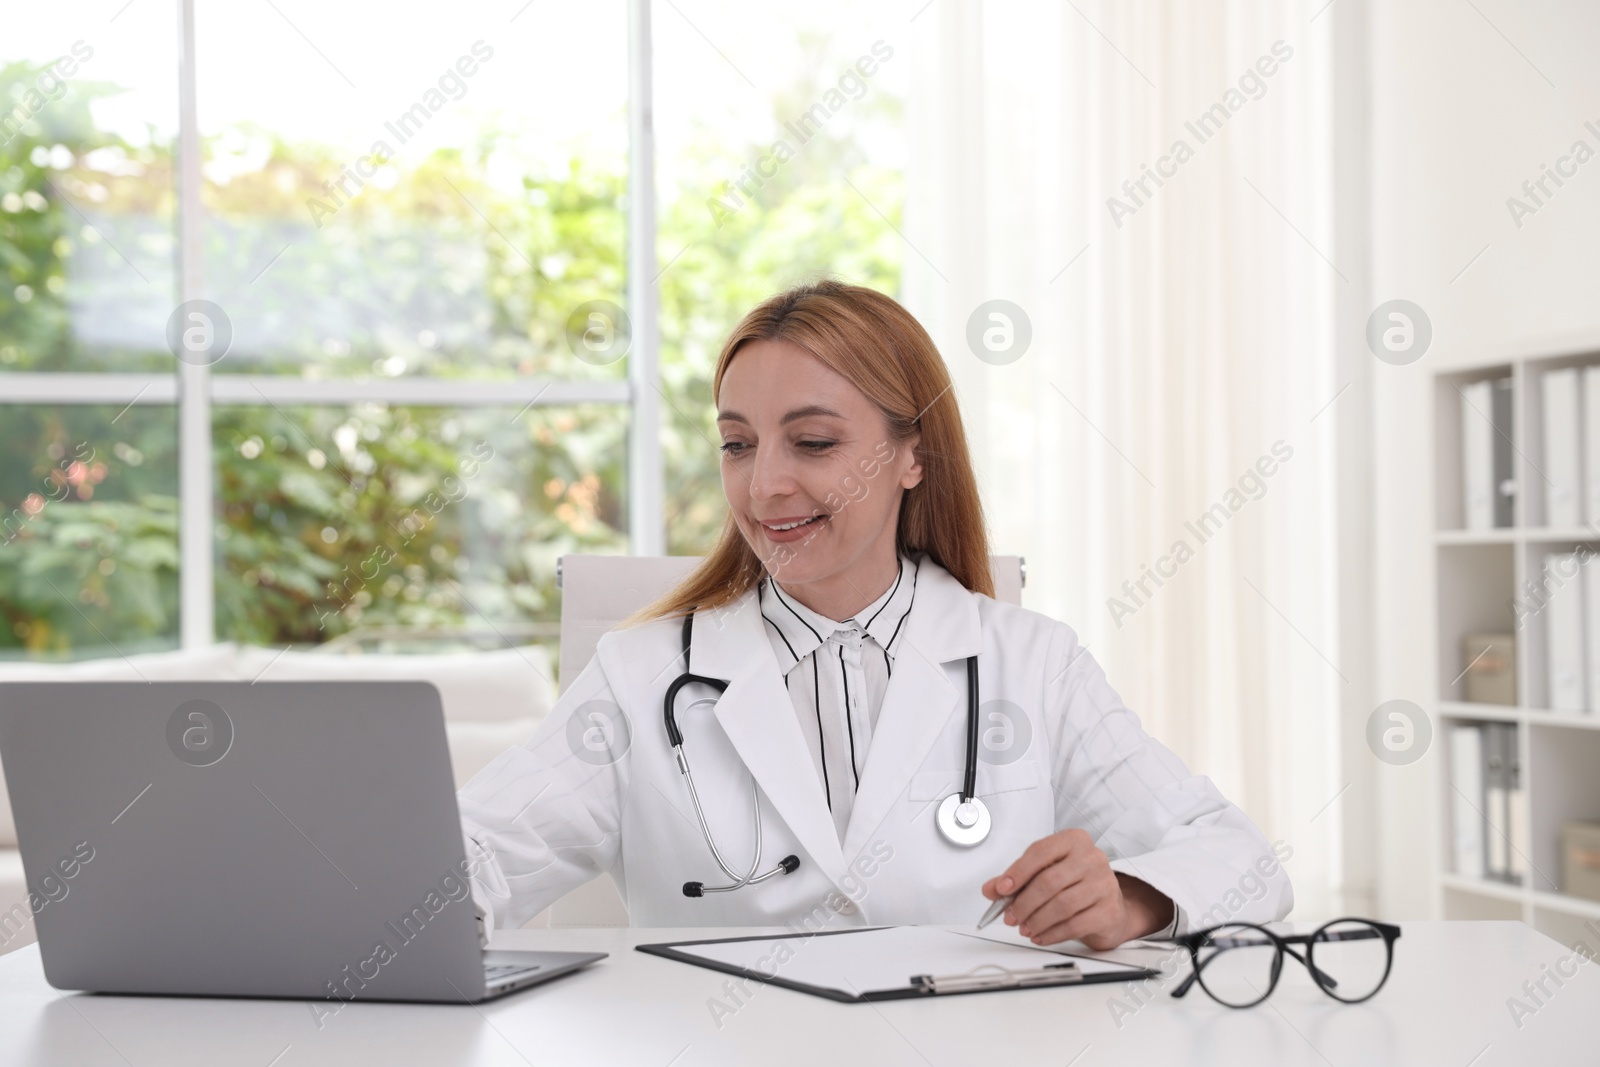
[682,882,705,898]
[779,855,800,874]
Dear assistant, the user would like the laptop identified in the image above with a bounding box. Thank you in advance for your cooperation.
[0,681,605,1003]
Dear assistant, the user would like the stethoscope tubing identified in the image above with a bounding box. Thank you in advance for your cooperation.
[962,655,979,802]
[666,603,991,895]
[674,724,761,887]
[669,612,799,895]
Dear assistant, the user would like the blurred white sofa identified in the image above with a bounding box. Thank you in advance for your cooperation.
[0,641,556,956]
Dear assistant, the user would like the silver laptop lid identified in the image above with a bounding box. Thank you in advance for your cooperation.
[0,681,488,1001]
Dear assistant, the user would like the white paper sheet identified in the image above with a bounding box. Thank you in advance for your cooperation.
[667,926,1146,997]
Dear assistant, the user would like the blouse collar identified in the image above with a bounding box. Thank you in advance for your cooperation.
[758,555,918,669]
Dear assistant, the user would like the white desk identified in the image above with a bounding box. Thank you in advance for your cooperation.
[1,921,1595,1066]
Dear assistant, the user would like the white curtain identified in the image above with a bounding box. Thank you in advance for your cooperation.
[902,0,1343,920]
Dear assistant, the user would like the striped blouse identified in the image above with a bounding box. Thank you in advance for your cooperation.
[758,555,917,843]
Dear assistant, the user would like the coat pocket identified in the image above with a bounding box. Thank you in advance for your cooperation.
[908,760,1043,802]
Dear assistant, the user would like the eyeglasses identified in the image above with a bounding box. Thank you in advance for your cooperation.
[1168,918,1402,1008]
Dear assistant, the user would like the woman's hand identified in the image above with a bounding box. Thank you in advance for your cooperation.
[981,828,1174,950]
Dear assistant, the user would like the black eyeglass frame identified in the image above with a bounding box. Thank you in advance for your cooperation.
[1168,917,1402,1008]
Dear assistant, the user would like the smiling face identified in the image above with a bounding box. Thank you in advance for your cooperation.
[716,338,923,619]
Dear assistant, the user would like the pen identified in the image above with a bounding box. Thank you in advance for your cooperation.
[977,893,1014,930]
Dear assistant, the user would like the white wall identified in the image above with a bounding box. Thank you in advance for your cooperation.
[1368,0,1600,917]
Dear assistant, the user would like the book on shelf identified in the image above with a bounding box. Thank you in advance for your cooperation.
[1544,367,1582,527]
[1450,725,1485,880]
[1449,722,1526,886]
[1587,554,1600,716]
[1485,723,1512,883]
[1461,380,1495,529]
[1585,367,1600,524]
[1505,725,1527,886]
[1459,376,1515,529]
[1545,550,1586,712]
[1492,376,1516,527]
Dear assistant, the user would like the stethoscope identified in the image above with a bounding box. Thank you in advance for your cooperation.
[666,611,800,897]
[665,610,990,898]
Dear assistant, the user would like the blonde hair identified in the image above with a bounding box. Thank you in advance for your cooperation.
[636,279,992,622]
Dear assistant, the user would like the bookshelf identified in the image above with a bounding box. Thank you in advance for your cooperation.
[1434,355,1600,953]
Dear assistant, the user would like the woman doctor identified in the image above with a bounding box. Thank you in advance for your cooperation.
[460,280,1292,949]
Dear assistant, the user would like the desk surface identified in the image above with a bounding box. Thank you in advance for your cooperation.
[1,921,1595,1066]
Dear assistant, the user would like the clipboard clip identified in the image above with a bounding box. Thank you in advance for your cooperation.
[911,962,1083,995]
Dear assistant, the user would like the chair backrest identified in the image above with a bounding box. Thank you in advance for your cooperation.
[557,554,1024,692]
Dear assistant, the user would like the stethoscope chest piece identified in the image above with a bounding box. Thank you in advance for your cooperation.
[936,792,991,847]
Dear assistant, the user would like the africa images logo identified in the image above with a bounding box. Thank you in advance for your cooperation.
[1365,700,1431,766]
[165,299,233,367]
[977,699,1032,765]
[565,700,632,766]
[166,700,233,767]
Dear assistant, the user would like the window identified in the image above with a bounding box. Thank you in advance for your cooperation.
[1,0,905,660]
[654,0,906,553]
[2,5,181,656]
[0,405,177,654]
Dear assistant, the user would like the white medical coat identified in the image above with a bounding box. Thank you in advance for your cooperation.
[458,559,1293,935]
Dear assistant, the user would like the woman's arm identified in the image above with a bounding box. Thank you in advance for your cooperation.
[457,641,632,935]
[986,622,1292,948]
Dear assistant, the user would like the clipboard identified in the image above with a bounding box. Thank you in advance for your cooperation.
[636,925,1159,1002]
